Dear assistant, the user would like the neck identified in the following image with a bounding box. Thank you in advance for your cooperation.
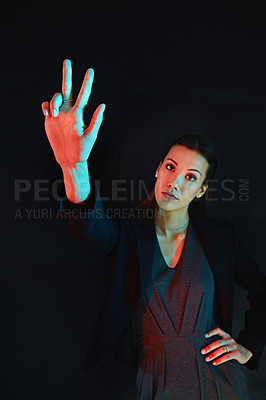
[154,206,190,237]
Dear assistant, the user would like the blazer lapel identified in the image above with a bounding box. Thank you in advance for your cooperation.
[132,215,157,301]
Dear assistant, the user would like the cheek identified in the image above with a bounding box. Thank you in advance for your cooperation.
[182,183,200,198]
[154,181,161,201]
[154,176,165,192]
[154,179,169,203]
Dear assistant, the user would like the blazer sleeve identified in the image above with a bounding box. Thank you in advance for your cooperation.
[230,223,266,371]
[57,177,120,256]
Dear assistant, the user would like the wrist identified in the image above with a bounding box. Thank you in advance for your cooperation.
[60,160,88,171]
[61,161,90,203]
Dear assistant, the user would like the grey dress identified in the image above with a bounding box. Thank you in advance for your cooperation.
[130,221,249,400]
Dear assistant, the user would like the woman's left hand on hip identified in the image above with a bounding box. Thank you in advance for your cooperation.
[200,327,253,366]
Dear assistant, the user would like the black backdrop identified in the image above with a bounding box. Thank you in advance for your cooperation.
[1,2,266,399]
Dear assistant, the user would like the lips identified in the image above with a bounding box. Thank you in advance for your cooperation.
[162,192,179,200]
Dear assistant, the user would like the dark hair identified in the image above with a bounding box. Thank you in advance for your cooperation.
[135,134,217,216]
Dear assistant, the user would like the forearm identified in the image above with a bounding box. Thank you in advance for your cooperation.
[61,161,91,203]
[57,175,121,256]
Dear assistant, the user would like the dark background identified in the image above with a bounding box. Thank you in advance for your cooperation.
[1,1,266,399]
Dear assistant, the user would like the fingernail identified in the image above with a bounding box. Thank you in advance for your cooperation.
[53,109,58,117]
[201,349,206,354]
[45,110,49,117]
[205,333,208,337]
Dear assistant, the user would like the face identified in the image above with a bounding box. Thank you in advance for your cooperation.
[154,144,209,212]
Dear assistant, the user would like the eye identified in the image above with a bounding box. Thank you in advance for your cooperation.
[165,164,197,181]
[186,174,197,182]
[166,163,175,171]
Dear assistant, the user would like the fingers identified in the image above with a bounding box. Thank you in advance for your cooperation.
[41,93,63,118]
[62,59,72,101]
[201,338,235,355]
[50,93,63,117]
[74,68,94,110]
[200,335,236,366]
[203,345,238,366]
[201,338,237,366]
[84,103,106,138]
[42,63,101,122]
[205,327,231,338]
[209,350,239,366]
[41,101,50,117]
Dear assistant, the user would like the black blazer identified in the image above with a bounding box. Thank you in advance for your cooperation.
[58,178,266,372]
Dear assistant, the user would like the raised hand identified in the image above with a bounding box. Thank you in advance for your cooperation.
[41,59,106,166]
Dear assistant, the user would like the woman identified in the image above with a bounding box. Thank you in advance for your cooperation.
[42,60,266,399]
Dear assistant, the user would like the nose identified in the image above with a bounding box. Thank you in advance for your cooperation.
[168,181,179,191]
[168,176,181,190]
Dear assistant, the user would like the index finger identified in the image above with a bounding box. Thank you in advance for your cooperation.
[62,59,72,101]
[205,327,230,338]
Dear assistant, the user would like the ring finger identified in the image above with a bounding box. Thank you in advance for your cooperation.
[50,92,63,117]
[205,344,234,363]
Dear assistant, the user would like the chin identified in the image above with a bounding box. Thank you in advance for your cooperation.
[156,200,182,212]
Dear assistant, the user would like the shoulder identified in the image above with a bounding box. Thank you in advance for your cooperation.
[189,208,235,237]
[205,214,234,231]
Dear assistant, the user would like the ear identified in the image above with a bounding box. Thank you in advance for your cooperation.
[197,184,208,198]
[156,161,162,176]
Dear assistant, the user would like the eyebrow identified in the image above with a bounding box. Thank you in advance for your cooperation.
[166,158,202,176]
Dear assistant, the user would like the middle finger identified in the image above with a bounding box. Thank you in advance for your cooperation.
[201,339,233,355]
[62,59,72,101]
[203,345,231,362]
